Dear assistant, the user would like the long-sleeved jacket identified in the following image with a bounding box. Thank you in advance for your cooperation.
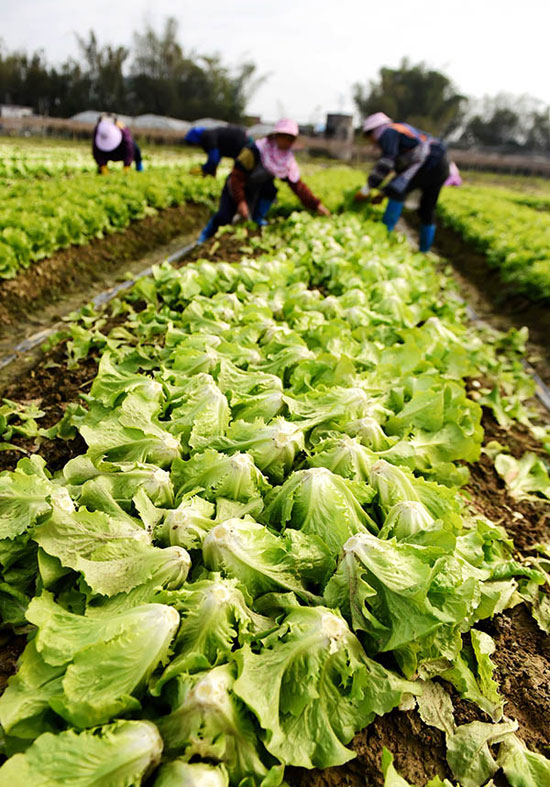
[229,142,320,210]
[200,125,250,175]
[368,123,447,193]
[92,124,136,167]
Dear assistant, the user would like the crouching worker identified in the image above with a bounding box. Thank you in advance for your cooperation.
[354,112,449,252]
[198,118,330,242]
[185,124,250,176]
[93,114,143,174]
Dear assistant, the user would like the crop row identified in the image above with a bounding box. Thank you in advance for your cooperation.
[0,164,364,281]
[0,168,222,279]
[0,141,198,181]
[437,185,550,300]
[0,204,548,785]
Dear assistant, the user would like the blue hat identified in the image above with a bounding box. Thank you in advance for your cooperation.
[185,127,205,145]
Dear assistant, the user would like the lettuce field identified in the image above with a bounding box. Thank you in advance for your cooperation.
[0,140,549,787]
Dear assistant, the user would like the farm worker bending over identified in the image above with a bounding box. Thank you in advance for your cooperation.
[185,124,251,177]
[93,115,143,174]
[197,118,330,243]
[354,112,450,252]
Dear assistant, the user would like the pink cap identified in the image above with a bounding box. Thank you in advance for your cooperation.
[95,119,123,152]
[362,112,392,133]
[274,118,299,137]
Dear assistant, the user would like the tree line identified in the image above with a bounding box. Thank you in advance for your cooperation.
[1,21,549,153]
[0,18,263,123]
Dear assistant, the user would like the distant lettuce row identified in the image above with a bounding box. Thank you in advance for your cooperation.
[0,212,548,785]
[0,163,365,281]
[0,141,199,181]
[438,185,550,300]
[0,168,222,279]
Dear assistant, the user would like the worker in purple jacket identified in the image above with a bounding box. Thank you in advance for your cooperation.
[92,115,143,174]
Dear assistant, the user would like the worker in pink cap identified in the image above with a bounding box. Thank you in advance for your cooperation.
[197,118,330,242]
[354,112,449,252]
[92,114,143,174]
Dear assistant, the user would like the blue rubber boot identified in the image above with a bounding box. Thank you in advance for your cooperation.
[382,199,404,231]
[198,216,217,244]
[253,198,274,227]
[419,223,436,252]
[135,161,144,172]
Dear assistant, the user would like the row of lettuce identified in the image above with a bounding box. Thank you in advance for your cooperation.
[0,141,194,181]
[0,168,221,279]
[437,184,550,301]
[4,134,550,308]
[0,209,549,786]
[0,163,363,281]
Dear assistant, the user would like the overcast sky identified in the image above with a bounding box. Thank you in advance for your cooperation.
[2,0,549,122]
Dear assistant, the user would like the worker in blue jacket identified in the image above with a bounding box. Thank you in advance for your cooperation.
[355,112,450,252]
[185,125,251,176]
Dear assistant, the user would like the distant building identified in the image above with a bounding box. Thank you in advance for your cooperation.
[325,113,354,160]
[70,110,134,126]
[132,114,191,132]
[325,113,353,140]
[0,104,33,118]
[192,118,229,130]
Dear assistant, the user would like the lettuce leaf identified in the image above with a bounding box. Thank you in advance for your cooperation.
[0,720,163,786]
[202,518,329,602]
[263,467,376,556]
[23,592,179,728]
[234,605,414,768]
[157,663,283,786]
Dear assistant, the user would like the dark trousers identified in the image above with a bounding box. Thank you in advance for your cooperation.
[94,142,142,171]
[407,156,450,224]
[208,178,277,235]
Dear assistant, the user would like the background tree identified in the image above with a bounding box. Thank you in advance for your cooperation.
[459,94,550,151]
[0,19,264,122]
[525,110,550,153]
[353,58,466,137]
[75,31,129,113]
[128,17,263,121]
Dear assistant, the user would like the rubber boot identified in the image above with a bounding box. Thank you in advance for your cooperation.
[382,199,403,231]
[197,215,217,244]
[135,161,144,172]
[419,223,436,252]
[253,198,274,227]
[99,164,109,175]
